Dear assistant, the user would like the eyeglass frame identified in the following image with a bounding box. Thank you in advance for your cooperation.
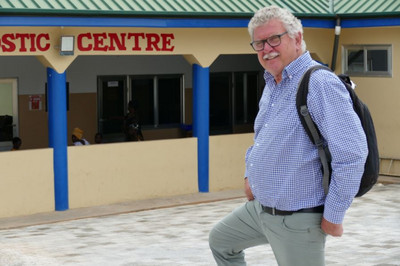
[250,32,288,51]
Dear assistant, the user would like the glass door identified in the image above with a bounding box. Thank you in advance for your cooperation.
[97,76,127,142]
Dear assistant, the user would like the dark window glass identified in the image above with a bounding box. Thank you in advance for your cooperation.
[347,49,364,72]
[210,72,260,135]
[158,77,181,125]
[367,50,388,71]
[234,72,258,125]
[101,77,125,134]
[131,78,154,126]
[210,73,231,134]
[246,73,259,124]
[131,75,182,127]
[234,74,245,124]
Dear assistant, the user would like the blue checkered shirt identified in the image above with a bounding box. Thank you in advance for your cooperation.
[245,52,368,224]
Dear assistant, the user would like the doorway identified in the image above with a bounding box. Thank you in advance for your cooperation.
[97,76,127,142]
[0,79,18,151]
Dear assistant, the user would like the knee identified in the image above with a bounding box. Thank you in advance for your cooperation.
[208,225,218,249]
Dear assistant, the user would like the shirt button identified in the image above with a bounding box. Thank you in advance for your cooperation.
[250,163,253,167]
[289,75,293,79]
[271,103,275,107]
[256,143,259,146]
[265,123,268,127]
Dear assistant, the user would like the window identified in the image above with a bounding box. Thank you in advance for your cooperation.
[234,72,259,125]
[210,72,260,135]
[210,73,231,134]
[343,45,392,77]
[131,75,183,128]
[98,74,183,142]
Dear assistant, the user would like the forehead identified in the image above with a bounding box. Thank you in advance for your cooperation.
[253,19,285,39]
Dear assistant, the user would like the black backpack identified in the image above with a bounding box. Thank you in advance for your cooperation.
[296,65,379,197]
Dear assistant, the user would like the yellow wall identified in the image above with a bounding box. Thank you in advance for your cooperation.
[0,148,54,218]
[0,135,253,218]
[338,27,400,158]
[0,27,334,71]
[304,28,334,65]
[0,27,254,71]
[209,133,253,191]
[68,138,199,208]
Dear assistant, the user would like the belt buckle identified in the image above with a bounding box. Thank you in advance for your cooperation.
[272,207,276,216]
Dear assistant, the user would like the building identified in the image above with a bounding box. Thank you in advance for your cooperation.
[0,0,399,218]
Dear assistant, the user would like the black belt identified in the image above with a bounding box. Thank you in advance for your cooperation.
[262,205,324,216]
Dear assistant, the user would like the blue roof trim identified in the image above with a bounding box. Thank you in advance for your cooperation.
[0,16,248,27]
[301,19,335,28]
[2,16,397,29]
[0,16,336,28]
[342,17,400,28]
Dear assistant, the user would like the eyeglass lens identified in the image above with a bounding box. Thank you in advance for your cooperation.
[251,33,286,51]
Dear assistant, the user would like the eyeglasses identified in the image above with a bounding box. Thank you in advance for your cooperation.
[250,32,288,51]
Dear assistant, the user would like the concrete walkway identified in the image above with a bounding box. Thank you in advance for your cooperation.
[0,178,399,265]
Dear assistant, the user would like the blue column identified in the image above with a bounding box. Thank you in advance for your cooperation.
[193,64,209,192]
[47,68,69,211]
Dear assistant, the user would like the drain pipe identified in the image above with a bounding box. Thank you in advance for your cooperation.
[331,17,341,71]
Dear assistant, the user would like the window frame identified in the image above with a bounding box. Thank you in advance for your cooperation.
[343,44,392,77]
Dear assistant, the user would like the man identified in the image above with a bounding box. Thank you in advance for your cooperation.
[209,6,368,266]
[72,127,90,146]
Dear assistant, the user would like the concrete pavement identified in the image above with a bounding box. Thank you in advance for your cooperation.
[0,178,399,265]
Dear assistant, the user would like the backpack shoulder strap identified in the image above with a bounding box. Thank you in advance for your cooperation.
[296,64,332,142]
[296,64,332,195]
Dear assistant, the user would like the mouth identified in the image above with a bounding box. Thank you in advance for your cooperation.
[263,52,279,60]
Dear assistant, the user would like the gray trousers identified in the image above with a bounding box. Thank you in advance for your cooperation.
[209,200,326,266]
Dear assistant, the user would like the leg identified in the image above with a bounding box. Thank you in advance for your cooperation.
[263,213,327,266]
[209,200,269,266]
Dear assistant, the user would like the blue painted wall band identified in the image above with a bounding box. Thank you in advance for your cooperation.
[47,68,69,211]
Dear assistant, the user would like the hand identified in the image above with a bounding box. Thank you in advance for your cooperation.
[244,178,254,201]
[321,217,343,237]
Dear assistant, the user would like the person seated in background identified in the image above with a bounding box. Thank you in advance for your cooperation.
[123,101,144,141]
[11,137,22,151]
[72,127,90,146]
[94,132,103,144]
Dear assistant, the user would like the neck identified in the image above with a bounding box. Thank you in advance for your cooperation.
[274,74,283,84]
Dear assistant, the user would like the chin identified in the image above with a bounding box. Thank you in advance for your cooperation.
[264,63,281,74]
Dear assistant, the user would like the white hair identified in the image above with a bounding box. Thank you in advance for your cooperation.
[248,6,306,52]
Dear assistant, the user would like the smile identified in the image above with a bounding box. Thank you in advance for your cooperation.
[263,52,279,60]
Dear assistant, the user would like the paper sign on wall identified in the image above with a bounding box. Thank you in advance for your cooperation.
[29,95,42,110]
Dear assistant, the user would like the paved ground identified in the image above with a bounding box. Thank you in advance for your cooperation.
[0,182,399,266]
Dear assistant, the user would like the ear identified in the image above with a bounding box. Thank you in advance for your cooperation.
[295,32,302,50]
